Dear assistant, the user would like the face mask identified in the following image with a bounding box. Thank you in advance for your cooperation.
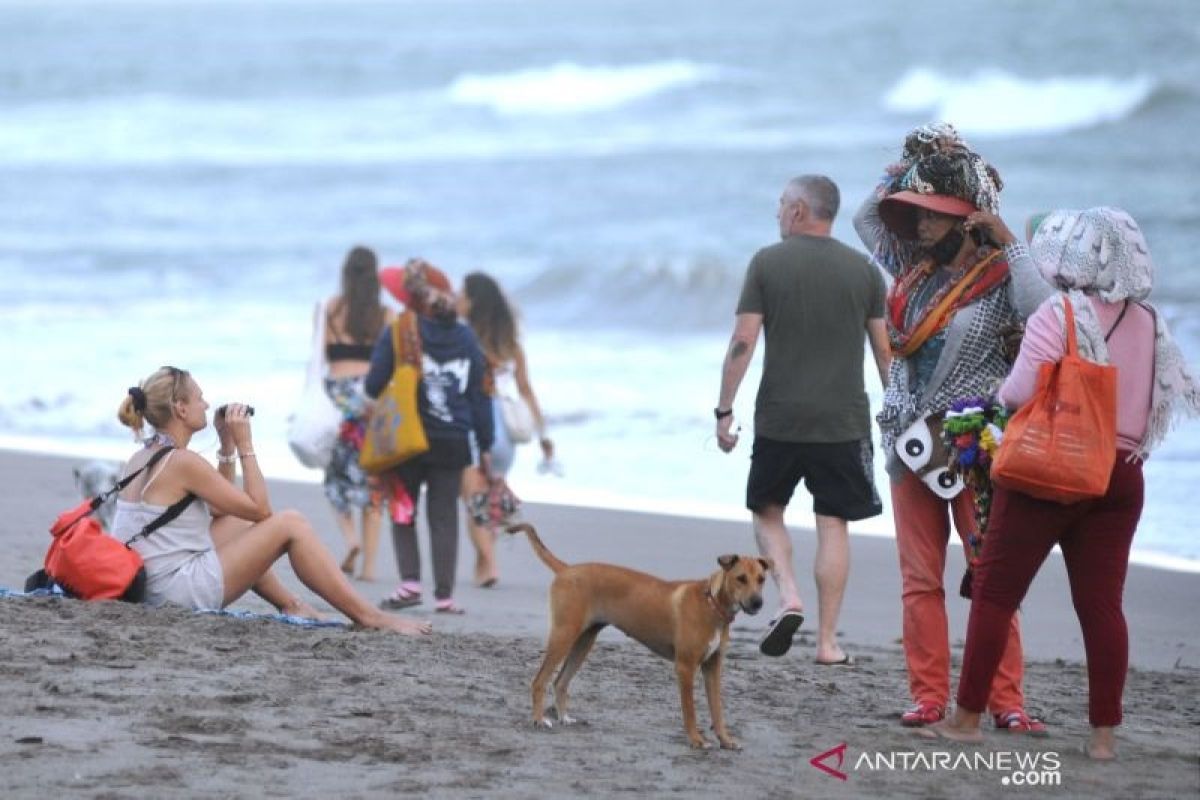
[928,226,965,264]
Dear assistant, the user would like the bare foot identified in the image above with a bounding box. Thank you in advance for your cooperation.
[278,598,327,621]
[921,720,984,744]
[1087,729,1118,760]
[340,545,361,575]
[474,557,497,587]
[368,611,432,636]
[815,644,847,663]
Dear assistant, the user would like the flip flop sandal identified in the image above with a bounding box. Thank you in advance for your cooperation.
[379,586,422,610]
[759,609,804,657]
[901,701,946,727]
[815,654,856,667]
[993,710,1049,737]
[435,599,466,615]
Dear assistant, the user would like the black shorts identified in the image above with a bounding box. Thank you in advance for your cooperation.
[746,436,882,521]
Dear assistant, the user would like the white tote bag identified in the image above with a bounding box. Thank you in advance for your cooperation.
[287,301,343,469]
[495,366,535,444]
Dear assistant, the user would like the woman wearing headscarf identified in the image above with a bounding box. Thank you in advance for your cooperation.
[854,123,1053,731]
[366,259,494,614]
[928,208,1200,758]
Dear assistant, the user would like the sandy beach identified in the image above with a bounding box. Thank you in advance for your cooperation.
[1,449,1197,799]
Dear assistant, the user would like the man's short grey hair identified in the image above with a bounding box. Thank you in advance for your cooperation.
[784,175,840,221]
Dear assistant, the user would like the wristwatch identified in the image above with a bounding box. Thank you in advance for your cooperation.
[713,407,733,420]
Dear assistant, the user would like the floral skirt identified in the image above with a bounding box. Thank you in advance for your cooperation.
[323,376,383,513]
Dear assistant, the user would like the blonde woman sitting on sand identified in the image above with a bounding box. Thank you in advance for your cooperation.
[111,366,431,636]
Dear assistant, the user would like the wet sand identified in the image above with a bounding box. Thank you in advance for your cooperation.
[1,450,1197,798]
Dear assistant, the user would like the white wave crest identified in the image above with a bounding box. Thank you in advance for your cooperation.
[883,68,1156,137]
[446,60,718,115]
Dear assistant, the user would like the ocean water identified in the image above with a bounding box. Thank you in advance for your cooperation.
[2,0,1198,571]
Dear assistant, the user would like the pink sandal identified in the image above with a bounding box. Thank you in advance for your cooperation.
[379,583,422,610]
[993,709,1049,736]
[900,701,946,727]
[435,599,465,615]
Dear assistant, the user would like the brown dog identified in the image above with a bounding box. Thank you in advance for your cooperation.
[509,523,769,749]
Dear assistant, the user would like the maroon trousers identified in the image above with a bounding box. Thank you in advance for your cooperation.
[956,455,1144,727]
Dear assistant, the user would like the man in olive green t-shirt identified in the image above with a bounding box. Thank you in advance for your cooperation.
[716,174,891,660]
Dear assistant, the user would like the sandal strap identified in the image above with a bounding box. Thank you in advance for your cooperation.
[902,702,945,721]
[995,710,1045,729]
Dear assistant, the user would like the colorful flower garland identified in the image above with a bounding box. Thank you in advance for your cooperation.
[942,395,1011,597]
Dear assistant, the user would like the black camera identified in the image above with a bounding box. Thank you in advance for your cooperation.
[215,404,255,420]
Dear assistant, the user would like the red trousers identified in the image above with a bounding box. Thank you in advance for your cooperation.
[957,456,1144,726]
[891,470,1025,711]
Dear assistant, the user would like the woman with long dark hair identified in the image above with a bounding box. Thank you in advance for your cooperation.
[322,246,394,581]
[458,271,554,587]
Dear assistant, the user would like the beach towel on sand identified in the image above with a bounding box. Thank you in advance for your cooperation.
[0,588,347,629]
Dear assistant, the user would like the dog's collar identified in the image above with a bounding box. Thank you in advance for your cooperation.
[705,588,737,625]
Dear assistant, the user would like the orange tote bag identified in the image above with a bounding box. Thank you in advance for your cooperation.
[992,295,1118,504]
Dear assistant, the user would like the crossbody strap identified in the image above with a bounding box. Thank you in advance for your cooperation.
[1103,300,1131,343]
[104,446,196,548]
[124,491,196,548]
[96,446,175,511]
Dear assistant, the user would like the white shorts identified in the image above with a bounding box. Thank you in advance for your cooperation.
[145,550,225,611]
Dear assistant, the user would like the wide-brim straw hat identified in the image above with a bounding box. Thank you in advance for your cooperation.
[879,190,978,239]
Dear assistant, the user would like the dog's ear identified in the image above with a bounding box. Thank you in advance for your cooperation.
[717,554,739,571]
[758,557,774,572]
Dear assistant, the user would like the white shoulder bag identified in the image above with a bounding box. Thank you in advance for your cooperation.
[287,301,343,469]
[495,366,535,445]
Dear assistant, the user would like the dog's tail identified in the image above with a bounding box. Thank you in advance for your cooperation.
[506,523,567,574]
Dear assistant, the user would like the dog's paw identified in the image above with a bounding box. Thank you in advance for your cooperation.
[534,717,554,729]
[688,736,711,750]
[557,713,578,726]
[718,737,742,751]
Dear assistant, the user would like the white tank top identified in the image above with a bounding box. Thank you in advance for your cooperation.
[110,450,214,579]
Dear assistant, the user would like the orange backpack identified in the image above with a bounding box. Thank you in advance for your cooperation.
[45,447,194,600]
[991,295,1118,504]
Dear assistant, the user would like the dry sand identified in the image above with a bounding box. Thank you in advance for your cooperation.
[1,450,1197,798]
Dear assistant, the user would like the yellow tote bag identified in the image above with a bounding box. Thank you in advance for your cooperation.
[359,312,430,473]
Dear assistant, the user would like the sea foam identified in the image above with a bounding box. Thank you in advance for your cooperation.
[446,60,719,115]
[884,68,1156,137]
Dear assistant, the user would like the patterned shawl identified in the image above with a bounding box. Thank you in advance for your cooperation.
[887,250,1010,357]
[874,124,1018,458]
[1032,207,1200,457]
